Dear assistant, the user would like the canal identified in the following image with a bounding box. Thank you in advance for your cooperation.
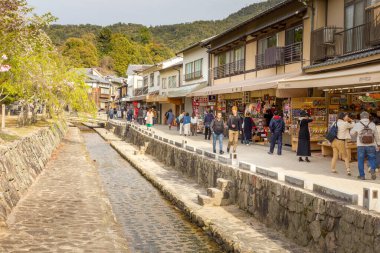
[81,130,223,253]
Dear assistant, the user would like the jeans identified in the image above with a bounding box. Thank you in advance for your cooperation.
[205,126,211,139]
[357,146,377,177]
[213,133,223,152]
[269,132,282,155]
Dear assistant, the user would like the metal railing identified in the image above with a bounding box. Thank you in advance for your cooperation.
[255,47,284,70]
[284,42,303,64]
[184,71,202,81]
[311,5,380,64]
[213,59,245,79]
[134,86,149,96]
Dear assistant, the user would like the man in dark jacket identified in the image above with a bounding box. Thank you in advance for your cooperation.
[204,110,214,140]
[210,112,225,154]
[268,111,285,155]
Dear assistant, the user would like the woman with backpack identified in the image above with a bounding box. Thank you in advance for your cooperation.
[330,112,354,175]
[297,110,313,162]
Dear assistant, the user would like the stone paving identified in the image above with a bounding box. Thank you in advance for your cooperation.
[120,121,380,207]
[96,128,310,253]
[0,127,129,252]
[82,131,223,253]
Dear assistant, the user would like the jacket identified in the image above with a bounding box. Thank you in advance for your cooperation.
[269,116,285,134]
[336,119,354,140]
[183,116,191,125]
[204,113,215,126]
[350,119,380,146]
[210,119,225,134]
[227,115,241,131]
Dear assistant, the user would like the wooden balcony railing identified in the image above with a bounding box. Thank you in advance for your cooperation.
[213,59,245,79]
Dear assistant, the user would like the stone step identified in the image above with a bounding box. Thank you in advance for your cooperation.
[197,194,214,206]
[207,188,223,199]
[217,178,232,191]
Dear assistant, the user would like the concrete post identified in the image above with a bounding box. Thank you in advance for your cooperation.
[1,104,5,129]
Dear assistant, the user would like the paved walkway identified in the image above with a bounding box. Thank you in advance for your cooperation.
[113,120,380,209]
[0,127,129,252]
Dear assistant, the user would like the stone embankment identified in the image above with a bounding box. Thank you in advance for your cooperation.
[0,121,67,227]
[105,121,380,253]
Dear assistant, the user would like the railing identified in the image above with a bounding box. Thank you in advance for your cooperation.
[213,59,245,79]
[134,86,148,96]
[255,47,284,70]
[184,71,202,81]
[311,5,380,64]
[284,42,303,64]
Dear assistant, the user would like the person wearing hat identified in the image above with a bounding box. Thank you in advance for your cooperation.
[296,110,313,162]
[227,106,242,153]
[350,111,380,180]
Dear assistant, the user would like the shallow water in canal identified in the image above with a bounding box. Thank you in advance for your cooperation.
[81,131,223,253]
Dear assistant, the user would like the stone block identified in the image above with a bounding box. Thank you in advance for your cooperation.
[154,135,158,139]
[204,151,216,159]
[218,156,232,165]
[285,175,305,188]
[198,194,213,206]
[207,188,223,199]
[175,142,183,148]
[185,145,195,152]
[169,140,174,145]
[313,184,358,205]
[239,161,251,171]
[196,149,204,155]
[256,167,278,179]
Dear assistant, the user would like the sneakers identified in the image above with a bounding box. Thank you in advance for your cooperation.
[371,171,377,180]
[267,152,273,155]
[227,147,230,153]
[357,175,365,180]
[219,151,224,155]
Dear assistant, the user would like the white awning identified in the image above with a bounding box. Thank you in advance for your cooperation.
[278,65,380,89]
[168,82,207,98]
[190,72,302,96]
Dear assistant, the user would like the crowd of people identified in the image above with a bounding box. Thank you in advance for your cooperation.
[119,106,380,181]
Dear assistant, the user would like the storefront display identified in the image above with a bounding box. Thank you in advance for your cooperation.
[290,97,327,151]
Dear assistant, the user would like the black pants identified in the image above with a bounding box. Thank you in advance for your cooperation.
[204,126,211,140]
[269,132,283,155]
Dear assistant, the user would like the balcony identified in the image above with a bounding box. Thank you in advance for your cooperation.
[184,71,202,81]
[213,59,245,79]
[134,86,148,96]
[256,47,284,70]
[311,6,380,64]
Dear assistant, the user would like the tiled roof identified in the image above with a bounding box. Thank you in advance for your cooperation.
[304,48,380,70]
[126,65,153,75]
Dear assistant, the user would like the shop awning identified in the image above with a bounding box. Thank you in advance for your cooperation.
[146,94,170,103]
[190,72,302,96]
[278,65,380,89]
[168,82,207,98]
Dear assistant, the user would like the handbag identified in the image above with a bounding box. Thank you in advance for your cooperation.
[326,121,338,142]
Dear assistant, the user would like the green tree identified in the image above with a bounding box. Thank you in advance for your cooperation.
[61,35,99,68]
[138,27,152,45]
[97,28,112,55]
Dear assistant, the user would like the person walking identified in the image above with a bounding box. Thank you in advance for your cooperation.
[210,112,225,154]
[297,110,313,162]
[177,112,185,135]
[146,108,154,128]
[109,107,114,119]
[183,112,191,136]
[204,110,214,140]
[127,107,133,122]
[268,111,285,155]
[165,109,174,130]
[350,111,380,180]
[137,108,144,125]
[330,112,355,175]
[227,106,241,153]
[190,112,199,136]
[243,112,254,145]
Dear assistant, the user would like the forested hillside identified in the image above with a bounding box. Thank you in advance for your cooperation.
[48,0,284,76]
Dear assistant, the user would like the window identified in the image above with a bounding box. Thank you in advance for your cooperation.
[344,0,367,52]
[185,59,203,80]
[234,46,245,62]
[100,88,109,94]
[150,73,154,87]
[162,77,167,89]
[285,25,303,63]
[143,76,148,87]
[156,75,160,87]
[258,34,278,55]
[168,76,177,88]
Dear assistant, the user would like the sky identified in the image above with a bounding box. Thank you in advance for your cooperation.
[27,0,261,26]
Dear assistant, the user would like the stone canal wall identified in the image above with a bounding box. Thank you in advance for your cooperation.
[0,121,67,227]
[110,122,380,253]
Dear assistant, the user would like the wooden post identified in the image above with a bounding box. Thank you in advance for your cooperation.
[1,104,5,129]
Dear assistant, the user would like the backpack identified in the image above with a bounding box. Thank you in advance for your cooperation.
[326,121,338,142]
[359,122,375,144]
